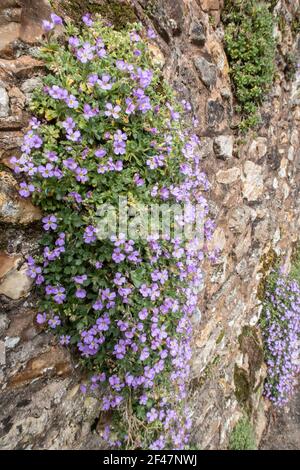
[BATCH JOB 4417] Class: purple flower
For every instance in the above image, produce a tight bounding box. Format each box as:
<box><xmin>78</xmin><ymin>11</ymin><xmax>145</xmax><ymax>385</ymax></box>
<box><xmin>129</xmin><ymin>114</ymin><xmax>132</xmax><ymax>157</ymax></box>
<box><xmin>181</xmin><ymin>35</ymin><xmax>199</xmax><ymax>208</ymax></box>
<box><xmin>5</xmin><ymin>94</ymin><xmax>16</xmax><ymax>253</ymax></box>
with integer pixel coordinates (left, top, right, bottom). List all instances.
<box><xmin>83</xmin><ymin>103</ymin><xmax>99</xmax><ymax>119</ymax></box>
<box><xmin>36</xmin><ymin>312</ymin><xmax>47</xmax><ymax>324</ymax></box>
<box><xmin>83</xmin><ymin>225</ymin><xmax>97</xmax><ymax>244</ymax></box>
<box><xmin>42</xmin><ymin>215</ymin><xmax>57</xmax><ymax>231</ymax></box>
<box><xmin>95</xmin><ymin>148</ymin><xmax>107</xmax><ymax>158</ymax></box>
<box><xmin>147</xmin><ymin>28</ymin><xmax>157</xmax><ymax>39</ymax></box>
<box><xmin>48</xmin><ymin>315</ymin><xmax>61</xmax><ymax>329</ymax></box>
<box><xmin>42</xmin><ymin>20</ymin><xmax>54</xmax><ymax>32</ymax></box>
<box><xmin>53</xmin><ymin>287</ymin><xmax>66</xmax><ymax>304</ymax></box>
<box><xmin>38</xmin><ymin>163</ymin><xmax>54</xmax><ymax>178</ymax></box>
<box><xmin>68</xmin><ymin>36</ymin><xmax>80</xmax><ymax>48</ymax></box>
<box><xmin>76</xmin><ymin>167</ymin><xmax>89</xmax><ymax>183</ymax></box>
<box><xmin>60</xmin><ymin>335</ymin><xmax>71</xmax><ymax>345</ymax></box>
<box><xmin>51</xmin><ymin>13</ymin><xmax>63</xmax><ymax>25</ymax></box>
<box><xmin>66</xmin><ymin>94</ymin><xmax>79</xmax><ymax>109</ymax></box>
<box><xmin>98</xmin><ymin>74</ymin><xmax>112</xmax><ymax>90</ymax></box>
<box><xmin>76</xmin><ymin>42</ymin><xmax>95</xmax><ymax>63</ymax></box>
<box><xmin>63</xmin><ymin>158</ymin><xmax>78</xmax><ymax>171</ymax></box>
<box><xmin>76</xmin><ymin>288</ymin><xmax>87</xmax><ymax>299</ymax></box>
<box><xmin>82</xmin><ymin>13</ymin><xmax>93</xmax><ymax>26</ymax></box>
<box><xmin>105</xmin><ymin>103</ymin><xmax>121</xmax><ymax>119</ymax></box>
<box><xmin>146</xmin><ymin>408</ymin><xmax>158</xmax><ymax>423</ymax></box>
<box><xmin>73</xmin><ymin>274</ymin><xmax>87</xmax><ymax>284</ymax></box>
<box><xmin>67</xmin><ymin>130</ymin><xmax>81</xmax><ymax>142</ymax></box>
<box><xmin>19</xmin><ymin>181</ymin><xmax>35</xmax><ymax>198</ymax></box>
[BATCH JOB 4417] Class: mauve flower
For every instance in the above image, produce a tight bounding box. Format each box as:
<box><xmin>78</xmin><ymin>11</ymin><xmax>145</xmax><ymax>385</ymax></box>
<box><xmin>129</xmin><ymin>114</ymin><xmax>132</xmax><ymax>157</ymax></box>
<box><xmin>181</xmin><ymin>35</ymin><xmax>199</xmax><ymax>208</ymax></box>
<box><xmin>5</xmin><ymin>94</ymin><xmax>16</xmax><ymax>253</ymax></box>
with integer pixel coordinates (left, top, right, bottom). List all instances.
<box><xmin>98</xmin><ymin>74</ymin><xmax>112</xmax><ymax>90</ymax></box>
<box><xmin>51</xmin><ymin>13</ymin><xmax>63</xmax><ymax>25</ymax></box>
<box><xmin>82</xmin><ymin>13</ymin><xmax>93</xmax><ymax>26</ymax></box>
<box><xmin>76</xmin><ymin>167</ymin><xmax>88</xmax><ymax>183</ymax></box>
<box><xmin>105</xmin><ymin>103</ymin><xmax>121</xmax><ymax>119</ymax></box>
<box><xmin>42</xmin><ymin>20</ymin><xmax>54</xmax><ymax>32</ymax></box>
<box><xmin>76</xmin><ymin>288</ymin><xmax>86</xmax><ymax>299</ymax></box>
<box><xmin>36</xmin><ymin>312</ymin><xmax>47</xmax><ymax>324</ymax></box>
<box><xmin>48</xmin><ymin>315</ymin><xmax>61</xmax><ymax>328</ymax></box>
<box><xmin>66</xmin><ymin>94</ymin><xmax>79</xmax><ymax>109</ymax></box>
<box><xmin>42</xmin><ymin>215</ymin><xmax>57</xmax><ymax>231</ymax></box>
<box><xmin>19</xmin><ymin>182</ymin><xmax>35</xmax><ymax>198</ymax></box>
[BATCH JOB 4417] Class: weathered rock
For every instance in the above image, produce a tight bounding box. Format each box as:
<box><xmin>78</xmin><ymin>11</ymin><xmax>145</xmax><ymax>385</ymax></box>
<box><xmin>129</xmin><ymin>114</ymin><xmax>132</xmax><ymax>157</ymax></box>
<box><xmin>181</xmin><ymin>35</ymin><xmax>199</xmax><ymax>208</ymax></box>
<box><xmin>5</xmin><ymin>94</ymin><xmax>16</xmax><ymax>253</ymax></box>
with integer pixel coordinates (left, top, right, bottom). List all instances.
<box><xmin>0</xmin><ymin>171</ymin><xmax>42</xmax><ymax>224</ymax></box>
<box><xmin>190</xmin><ymin>21</ymin><xmax>206</xmax><ymax>46</ymax></box>
<box><xmin>19</xmin><ymin>0</ymin><xmax>51</xmax><ymax>44</ymax></box>
<box><xmin>242</xmin><ymin>161</ymin><xmax>264</xmax><ymax>202</ymax></box>
<box><xmin>214</xmin><ymin>135</ymin><xmax>234</xmax><ymax>160</ymax></box>
<box><xmin>8</xmin><ymin>346</ymin><xmax>72</xmax><ymax>388</ymax></box>
<box><xmin>194</xmin><ymin>56</ymin><xmax>217</xmax><ymax>87</ymax></box>
<box><xmin>0</xmin><ymin>262</ymin><xmax>32</xmax><ymax>299</ymax></box>
<box><xmin>0</xmin><ymin>86</ymin><xmax>9</xmax><ymax>117</ymax></box>
<box><xmin>207</xmin><ymin>100</ymin><xmax>224</xmax><ymax>126</ymax></box>
<box><xmin>0</xmin><ymin>22</ymin><xmax>20</xmax><ymax>59</ymax></box>
<box><xmin>216</xmin><ymin>167</ymin><xmax>240</xmax><ymax>184</ymax></box>
<box><xmin>0</xmin><ymin>251</ymin><xmax>21</xmax><ymax>279</ymax></box>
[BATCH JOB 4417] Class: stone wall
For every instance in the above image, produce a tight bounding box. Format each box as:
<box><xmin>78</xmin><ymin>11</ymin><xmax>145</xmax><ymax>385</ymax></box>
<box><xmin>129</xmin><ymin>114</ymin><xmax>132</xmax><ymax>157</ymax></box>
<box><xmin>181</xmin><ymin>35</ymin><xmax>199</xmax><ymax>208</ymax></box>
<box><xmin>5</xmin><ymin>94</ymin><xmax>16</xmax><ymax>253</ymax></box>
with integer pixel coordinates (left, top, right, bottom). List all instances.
<box><xmin>0</xmin><ymin>0</ymin><xmax>299</xmax><ymax>449</ymax></box>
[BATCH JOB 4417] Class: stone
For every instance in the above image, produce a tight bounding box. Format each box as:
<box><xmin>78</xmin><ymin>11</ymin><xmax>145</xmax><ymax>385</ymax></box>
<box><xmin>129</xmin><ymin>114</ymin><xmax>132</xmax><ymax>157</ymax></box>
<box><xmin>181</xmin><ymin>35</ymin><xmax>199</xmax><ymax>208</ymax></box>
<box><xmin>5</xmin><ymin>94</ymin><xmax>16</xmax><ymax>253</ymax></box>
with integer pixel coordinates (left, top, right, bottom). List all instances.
<box><xmin>0</xmin><ymin>262</ymin><xmax>32</xmax><ymax>299</ymax></box>
<box><xmin>0</xmin><ymin>341</ymin><xmax>5</xmax><ymax>366</ymax></box>
<box><xmin>0</xmin><ymin>86</ymin><xmax>9</xmax><ymax>117</ymax></box>
<box><xmin>5</xmin><ymin>336</ymin><xmax>20</xmax><ymax>348</ymax></box>
<box><xmin>0</xmin><ymin>315</ymin><xmax>10</xmax><ymax>336</ymax></box>
<box><xmin>228</xmin><ymin>206</ymin><xmax>252</xmax><ymax>234</ymax></box>
<box><xmin>0</xmin><ymin>8</ymin><xmax>21</xmax><ymax>27</ymax></box>
<box><xmin>200</xmin><ymin>0</ymin><xmax>220</xmax><ymax>11</ymax></box>
<box><xmin>190</xmin><ymin>21</ymin><xmax>206</xmax><ymax>47</ymax></box>
<box><xmin>249</xmin><ymin>138</ymin><xmax>268</xmax><ymax>159</ymax></box>
<box><xmin>0</xmin><ymin>22</ymin><xmax>20</xmax><ymax>58</ymax></box>
<box><xmin>242</xmin><ymin>161</ymin><xmax>264</xmax><ymax>202</ymax></box>
<box><xmin>0</xmin><ymin>251</ymin><xmax>21</xmax><ymax>279</ymax></box>
<box><xmin>19</xmin><ymin>0</ymin><xmax>51</xmax><ymax>44</ymax></box>
<box><xmin>0</xmin><ymin>171</ymin><xmax>42</xmax><ymax>224</ymax></box>
<box><xmin>8</xmin><ymin>347</ymin><xmax>73</xmax><ymax>388</ymax></box>
<box><xmin>0</xmin><ymin>56</ymin><xmax>44</xmax><ymax>78</ymax></box>
<box><xmin>207</xmin><ymin>100</ymin><xmax>224</xmax><ymax>127</ymax></box>
<box><xmin>194</xmin><ymin>56</ymin><xmax>217</xmax><ymax>88</ymax></box>
<box><xmin>216</xmin><ymin>167</ymin><xmax>240</xmax><ymax>184</ymax></box>
<box><xmin>214</xmin><ymin>136</ymin><xmax>234</xmax><ymax>160</ymax></box>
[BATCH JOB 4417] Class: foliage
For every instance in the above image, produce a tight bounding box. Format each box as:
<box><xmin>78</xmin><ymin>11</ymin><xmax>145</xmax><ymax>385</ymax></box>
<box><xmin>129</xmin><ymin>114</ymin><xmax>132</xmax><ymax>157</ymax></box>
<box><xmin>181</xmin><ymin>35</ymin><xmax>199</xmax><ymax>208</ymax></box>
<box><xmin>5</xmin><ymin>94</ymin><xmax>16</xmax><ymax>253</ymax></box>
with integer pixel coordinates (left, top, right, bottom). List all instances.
<box><xmin>223</xmin><ymin>0</ymin><xmax>276</xmax><ymax>132</ymax></box>
<box><xmin>260</xmin><ymin>268</ymin><xmax>300</xmax><ymax>406</ymax></box>
<box><xmin>229</xmin><ymin>417</ymin><xmax>256</xmax><ymax>450</ymax></box>
<box><xmin>12</xmin><ymin>13</ymin><xmax>213</xmax><ymax>449</ymax></box>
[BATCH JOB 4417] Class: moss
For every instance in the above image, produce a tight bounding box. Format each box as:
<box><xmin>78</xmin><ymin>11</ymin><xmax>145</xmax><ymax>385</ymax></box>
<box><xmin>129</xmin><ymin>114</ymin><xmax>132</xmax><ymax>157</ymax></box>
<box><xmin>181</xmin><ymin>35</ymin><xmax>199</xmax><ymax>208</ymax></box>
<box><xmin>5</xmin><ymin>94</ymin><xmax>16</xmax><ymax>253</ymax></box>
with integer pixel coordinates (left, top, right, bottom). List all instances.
<box><xmin>216</xmin><ymin>329</ymin><xmax>225</xmax><ymax>345</ymax></box>
<box><xmin>257</xmin><ymin>248</ymin><xmax>279</xmax><ymax>301</ymax></box>
<box><xmin>51</xmin><ymin>0</ymin><xmax>137</xmax><ymax>29</ymax></box>
<box><xmin>238</xmin><ymin>326</ymin><xmax>263</xmax><ymax>375</ymax></box>
<box><xmin>229</xmin><ymin>416</ymin><xmax>256</xmax><ymax>450</ymax></box>
<box><xmin>234</xmin><ymin>365</ymin><xmax>252</xmax><ymax>415</ymax></box>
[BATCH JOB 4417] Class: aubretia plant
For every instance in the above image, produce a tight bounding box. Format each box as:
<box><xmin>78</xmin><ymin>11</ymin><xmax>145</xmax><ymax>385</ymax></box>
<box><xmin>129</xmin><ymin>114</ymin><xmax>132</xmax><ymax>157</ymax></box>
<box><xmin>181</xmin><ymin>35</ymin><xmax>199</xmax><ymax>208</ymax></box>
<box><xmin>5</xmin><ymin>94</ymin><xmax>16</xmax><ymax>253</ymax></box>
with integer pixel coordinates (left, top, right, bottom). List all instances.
<box><xmin>261</xmin><ymin>270</ymin><xmax>300</xmax><ymax>407</ymax></box>
<box><xmin>12</xmin><ymin>14</ymin><xmax>213</xmax><ymax>449</ymax></box>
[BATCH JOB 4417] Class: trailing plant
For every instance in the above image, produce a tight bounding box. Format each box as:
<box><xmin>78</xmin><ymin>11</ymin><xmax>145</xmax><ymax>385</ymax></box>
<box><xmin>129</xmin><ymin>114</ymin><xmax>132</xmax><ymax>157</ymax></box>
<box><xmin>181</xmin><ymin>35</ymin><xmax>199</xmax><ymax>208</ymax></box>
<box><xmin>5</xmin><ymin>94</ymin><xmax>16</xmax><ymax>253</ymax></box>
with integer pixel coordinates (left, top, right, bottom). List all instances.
<box><xmin>12</xmin><ymin>13</ymin><xmax>214</xmax><ymax>449</ymax></box>
<box><xmin>223</xmin><ymin>0</ymin><xmax>276</xmax><ymax>132</ymax></box>
<box><xmin>228</xmin><ymin>416</ymin><xmax>256</xmax><ymax>450</ymax></box>
<box><xmin>260</xmin><ymin>268</ymin><xmax>300</xmax><ymax>406</ymax></box>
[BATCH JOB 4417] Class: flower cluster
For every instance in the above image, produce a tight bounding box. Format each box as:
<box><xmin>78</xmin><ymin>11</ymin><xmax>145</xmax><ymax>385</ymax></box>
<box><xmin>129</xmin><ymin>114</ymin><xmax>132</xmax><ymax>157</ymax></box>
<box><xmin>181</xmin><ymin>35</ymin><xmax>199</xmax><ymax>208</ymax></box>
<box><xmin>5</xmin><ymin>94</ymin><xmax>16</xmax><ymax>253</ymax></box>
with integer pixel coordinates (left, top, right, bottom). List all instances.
<box><xmin>12</xmin><ymin>15</ymin><xmax>213</xmax><ymax>449</ymax></box>
<box><xmin>261</xmin><ymin>271</ymin><xmax>300</xmax><ymax>406</ymax></box>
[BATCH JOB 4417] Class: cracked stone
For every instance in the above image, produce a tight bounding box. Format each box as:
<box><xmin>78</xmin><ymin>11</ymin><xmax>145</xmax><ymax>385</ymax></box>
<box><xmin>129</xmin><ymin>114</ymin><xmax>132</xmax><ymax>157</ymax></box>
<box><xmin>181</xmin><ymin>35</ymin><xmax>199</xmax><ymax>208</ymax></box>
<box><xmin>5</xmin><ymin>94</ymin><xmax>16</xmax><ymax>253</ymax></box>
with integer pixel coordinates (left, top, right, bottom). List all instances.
<box><xmin>214</xmin><ymin>136</ymin><xmax>234</xmax><ymax>160</ymax></box>
<box><xmin>194</xmin><ymin>56</ymin><xmax>217</xmax><ymax>88</ymax></box>
<box><xmin>0</xmin><ymin>86</ymin><xmax>9</xmax><ymax>117</ymax></box>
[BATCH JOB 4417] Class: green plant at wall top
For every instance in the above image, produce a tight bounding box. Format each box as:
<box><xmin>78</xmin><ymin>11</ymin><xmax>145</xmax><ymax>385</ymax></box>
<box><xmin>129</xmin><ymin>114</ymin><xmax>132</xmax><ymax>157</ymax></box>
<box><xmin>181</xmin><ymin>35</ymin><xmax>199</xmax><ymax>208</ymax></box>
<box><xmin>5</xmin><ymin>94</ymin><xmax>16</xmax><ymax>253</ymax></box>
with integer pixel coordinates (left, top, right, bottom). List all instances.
<box><xmin>229</xmin><ymin>416</ymin><xmax>256</xmax><ymax>450</ymax></box>
<box><xmin>11</xmin><ymin>12</ymin><xmax>215</xmax><ymax>450</ymax></box>
<box><xmin>223</xmin><ymin>0</ymin><xmax>276</xmax><ymax>132</ymax></box>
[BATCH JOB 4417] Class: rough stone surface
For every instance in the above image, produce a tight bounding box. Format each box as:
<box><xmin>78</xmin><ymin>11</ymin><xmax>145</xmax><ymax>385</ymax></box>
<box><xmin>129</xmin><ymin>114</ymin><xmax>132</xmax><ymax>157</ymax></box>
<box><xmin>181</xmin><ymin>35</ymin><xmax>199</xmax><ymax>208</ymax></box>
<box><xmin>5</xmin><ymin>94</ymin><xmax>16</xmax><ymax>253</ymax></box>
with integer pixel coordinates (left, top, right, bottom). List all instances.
<box><xmin>194</xmin><ymin>56</ymin><xmax>217</xmax><ymax>88</ymax></box>
<box><xmin>0</xmin><ymin>0</ymin><xmax>299</xmax><ymax>452</ymax></box>
<box><xmin>214</xmin><ymin>135</ymin><xmax>234</xmax><ymax>160</ymax></box>
<box><xmin>0</xmin><ymin>86</ymin><xmax>9</xmax><ymax>117</ymax></box>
